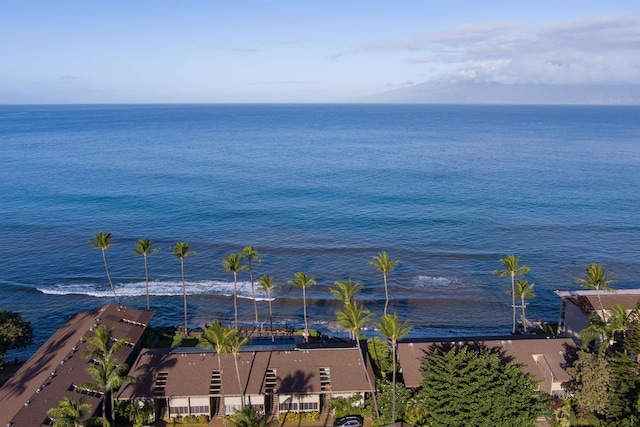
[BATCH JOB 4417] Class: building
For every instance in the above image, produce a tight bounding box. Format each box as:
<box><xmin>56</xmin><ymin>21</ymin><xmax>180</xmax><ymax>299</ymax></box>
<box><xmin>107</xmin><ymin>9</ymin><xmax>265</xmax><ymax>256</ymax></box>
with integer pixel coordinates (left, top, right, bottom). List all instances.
<box><xmin>118</xmin><ymin>338</ymin><xmax>377</xmax><ymax>421</ymax></box>
<box><xmin>397</xmin><ymin>335</ymin><xmax>576</xmax><ymax>397</ymax></box>
<box><xmin>555</xmin><ymin>289</ymin><xmax>640</xmax><ymax>342</ymax></box>
<box><xmin>0</xmin><ymin>303</ymin><xmax>153</xmax><ymax>426</ymax></box>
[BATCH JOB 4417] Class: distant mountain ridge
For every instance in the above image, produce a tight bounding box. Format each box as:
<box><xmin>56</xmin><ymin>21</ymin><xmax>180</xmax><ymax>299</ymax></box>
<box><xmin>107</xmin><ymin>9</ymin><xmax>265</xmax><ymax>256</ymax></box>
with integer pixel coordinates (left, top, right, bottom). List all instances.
<box><xmin>350</xmin><ymin>80</ymin><xmax>640</xmax><ymax>105</ymax></box>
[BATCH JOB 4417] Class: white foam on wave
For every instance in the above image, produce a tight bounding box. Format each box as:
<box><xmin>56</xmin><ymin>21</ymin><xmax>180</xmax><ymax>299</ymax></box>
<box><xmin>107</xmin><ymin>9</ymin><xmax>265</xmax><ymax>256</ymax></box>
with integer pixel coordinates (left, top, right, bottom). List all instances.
<box><xmin>412</xmin><ymin>275</ymin><xmax>463</xmax><ymax>288</ymax></box>
<box><xmin>37</xmin><ymin>279</ymin><xmax>274</xmax><ymax>300</ymax></box>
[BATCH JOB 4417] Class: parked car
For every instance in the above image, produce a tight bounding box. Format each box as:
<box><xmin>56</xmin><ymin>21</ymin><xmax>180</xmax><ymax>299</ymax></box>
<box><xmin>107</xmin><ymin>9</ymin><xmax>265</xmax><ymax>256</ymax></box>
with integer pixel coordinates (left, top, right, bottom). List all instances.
<box><xmin>334</xmin><ymin>416</ymin><xmax>363</xmax><ymax>427</ymax></box>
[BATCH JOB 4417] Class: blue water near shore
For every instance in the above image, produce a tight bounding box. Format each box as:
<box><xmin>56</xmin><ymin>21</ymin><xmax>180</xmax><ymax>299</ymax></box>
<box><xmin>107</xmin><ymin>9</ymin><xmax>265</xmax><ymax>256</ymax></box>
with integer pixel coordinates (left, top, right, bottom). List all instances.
<box><xmin>1</xmin><ymin>104</ymin><xmax>639</xmax><ymax>360</ymax></box>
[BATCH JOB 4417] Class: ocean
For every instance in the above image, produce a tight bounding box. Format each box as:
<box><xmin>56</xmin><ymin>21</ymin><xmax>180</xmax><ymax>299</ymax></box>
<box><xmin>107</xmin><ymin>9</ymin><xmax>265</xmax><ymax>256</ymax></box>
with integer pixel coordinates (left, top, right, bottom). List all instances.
<box><xmin>1</xmin><ymin>104</ymin><xmax>639</xmax><ymax>360</ymax></box>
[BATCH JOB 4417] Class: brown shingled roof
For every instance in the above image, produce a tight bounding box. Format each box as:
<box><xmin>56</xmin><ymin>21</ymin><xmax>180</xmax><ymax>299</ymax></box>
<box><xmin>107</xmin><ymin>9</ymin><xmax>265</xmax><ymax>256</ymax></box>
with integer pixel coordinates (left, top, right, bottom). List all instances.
<box><xmin>397</xmin><ymin>335</ymin><xmax>576</xmax><ymax>391</ymax></box>
<box><xmin>0</xmin><ymin>304</ymin><xmax>153</xmax><ymax>426</ymax></box>
<box><xmin>119</xmin><ymin>346</ymin><xmax>375</xmax><ymax>402</ymax></box>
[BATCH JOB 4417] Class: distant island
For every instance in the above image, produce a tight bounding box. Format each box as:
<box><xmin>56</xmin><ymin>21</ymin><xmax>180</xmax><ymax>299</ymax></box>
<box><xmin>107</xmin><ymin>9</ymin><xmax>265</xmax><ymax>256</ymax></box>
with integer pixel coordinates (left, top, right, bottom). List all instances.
<box><xmin>348</xmin><ymin>80</ymin><xmax>640</xmax><ymax>105</ymax></box>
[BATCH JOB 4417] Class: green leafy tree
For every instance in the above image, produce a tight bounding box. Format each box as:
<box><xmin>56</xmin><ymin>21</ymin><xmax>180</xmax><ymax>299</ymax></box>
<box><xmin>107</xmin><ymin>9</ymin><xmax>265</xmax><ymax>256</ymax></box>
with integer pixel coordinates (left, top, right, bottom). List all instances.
<box><xmin>575</xmin><ymin>262</ymin><xmax>616</xmax><ymax>321</ymax></box>
<box><xmin>288</xmin><ymin>272</ymin><xmax>316</xmax><ymax>342</ymax></box>
<box><xmin>222</xmin><ymin>252</ymin><xmax>246</xmax><ymax>331</ymax></box>
<box><xmin>493</xmin><ymin>254</ymin><xmax>530</xmax><ymax>334</ymax></box>
<box><xmin>415</xmin><ymin>344</ymin><xmax>548</xmax><ymax>426</ymax></box>
<box><xmin>623</xmin><ymin>301</ymin><xmax>640</xmax><ymax>355</ymax></box>
<box><xmin>172</xmin><ymin>242</ymin><xmax>195</xmax><ymax>335</ymax></box>
<box><xmin>329</xmin><ymin>395</ymin><xmax>365</xmax><ymax>418</ymax></box>
<box><xmin>258</xmin><ymin>275</ymin><xmax>280</xmax><ymax>338</ymax></box>
<box><xmin>116</xmin><ymin>399</ymin><xmax>153</xmax><ymax>427</ymax></box>
<box><xmin>0</xmin><ymin>309</ymin><xmax>33</xmax><ymax>365</ymax></box>
<box><xmin>604</xmin><ymin>351</ymin><xmax>640</xmax><ymax>424</ymax></box>
<box><xmin>242</xmin><ymin>246</ymin><xmax>261</xmax><ymax>326</ymax></box>
<box><xmin>330</xmin><ymin>279</ymin><xmax>364</xmax><ymax>306</ymax></box>
<box><xmin>565</xmin><ymin>349</ymin><xmax>612</xmax><ymax>415</ymax></box>
<box><xmin>133</xmin><ymin>238</ymin><xmax>159</xmax><ymax>311</ymax></box>
<box><xmin>374</xmin><ymin>379</ymin><xmax>413</xmax><ymax>426</ymax></box>
<box><xmin>375</xmin><ymin>313</ymin><xmax>412</xmax><ymax>424</ymax></box>
<box><xmin>369</xmin><ymin>251</ymin><xmax>399</xmax><ymax>316</ymax></box>
<box><xmin>228</xmin><ymin>406</ymin><xmax>278</xmax><ymax>427</ymax></box>
<box><xmin>366</xmin><ymin>336</ymin><xmax>393</xmax><ymax>380</ymax></box>
<box><xmin>510</xmin><ymin>279</ymin><xmax>536</xmax><ymax>332</ymax></box>
<box><xmin>90</xmin><ymin>231</ymin><xmax>120</xmax><ymax>305</ymax></box>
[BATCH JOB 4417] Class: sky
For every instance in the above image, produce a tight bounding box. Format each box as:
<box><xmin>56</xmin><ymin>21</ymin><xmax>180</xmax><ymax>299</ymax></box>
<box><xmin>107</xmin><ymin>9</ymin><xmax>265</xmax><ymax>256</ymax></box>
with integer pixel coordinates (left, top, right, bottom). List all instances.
<box><xmin>1</xmin><ymin>1</ymin><xmax>639</xmax><ymax>104</ymax></box>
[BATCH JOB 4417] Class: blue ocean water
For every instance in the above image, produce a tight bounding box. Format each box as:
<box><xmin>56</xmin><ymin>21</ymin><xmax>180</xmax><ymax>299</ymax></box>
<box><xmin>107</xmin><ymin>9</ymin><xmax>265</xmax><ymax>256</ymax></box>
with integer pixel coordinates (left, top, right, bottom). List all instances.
<box><xmin>1</xmin><ymin>104</ymin><xmax>639</xmax><ymax>360</ymax></box>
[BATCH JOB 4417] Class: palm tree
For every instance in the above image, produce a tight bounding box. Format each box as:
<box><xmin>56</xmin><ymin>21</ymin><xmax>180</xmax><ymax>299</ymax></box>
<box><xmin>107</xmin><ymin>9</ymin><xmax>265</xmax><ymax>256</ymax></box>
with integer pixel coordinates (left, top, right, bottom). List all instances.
<box><xmin>80</xmin><ymin>357</ymin><xmax>135</xmax><ymax>423</ymax></box>
<box><xmin>46</xmin><ymin>397</ymin><xmax>94</xmax><ymax>427</ymax></box>
<box><xmin>336</xmin><ymin>302</ymin><xmax>374</xmax><ymax>347</ymax></box>
<box><xmin>84</xmin><ymin>325</ymin><xmax>129</xmax><ymax>365</ymax></box>
<box><xmin>330</xmin><ymin>279</ymin><xmax>364</xmax><ymax>306</ymax></box>
<box><xmin>376</xmin><ymin>313</ymin><xmax>412</xmax><ymax>424</ymax></box>
<box><xmin>580</xmin><ymin>304</ymin><xmax>630</xmax><ymax>354</ymax></box>
<box><xmin>369</xmin><ymin>251</ymin><xmax>399</xmax><ymax>316</ymax></box>
<box><xmin>242</xmin><ymin>246</ymin><xmax>261</xmax><ymax>326</ymax></box>
<box><xmin>288</xmin><ymin>272</ymin><xmax>316</xmax><ymax>342</ymax></box>
<box><xmin>575</xmin><ymin>262</ymin><xmax>616</xmax><ymax>321</ymax></box>
<box><xmin>222</xmin><ymin>252</ymin><xmax>246</xmax><ymax>331</ymax></box>
<box><xmin>228</xmin><ymin>406</ymin><xmax>278</xmax><ymax>427</ymax></box>
<box><xmin>90</xmin><ymin>231</ymin><xmax>120</xmax><ymax>305</ymax></box>
<box><xmin>493</xmin><ymin>254</ymin><xmax>530</xmax><ymax>334</ymax></box>
<box><xmin>258</xmin><ymin>275</ymin><xmax>280</xmax><ymax>339</ymax></box>
<box><xmin>229</xmin><ymin>331</ymin><xmax>249</xmax><ymax>408</ymax></box>
<box><xmin>335</xmin><ymin>302</ymin><xmax>381</xmax><ymax>425</ymax></box>
<box><xmin>510</xmin><ymin>279</ymin><xmax>536</xmax><ymax>332</ymax></box>
<box><xmin>133</xmin><ymin>238</ymin><xmax>159</xmax><ymax>311</ymax></box>
<box><xmin>199</xmin><ymin>321</ymin><xmax>235</xmax><ymax>418</ymax></box>
<box><xmin>81</xmin><ymin>324</ymin><xmax>133</xmax><ymax>423</ymax></box>
<box><xmin>172</xmin><ymin>242</ymin><xmax>195</xmax><ymax>335</ymax></box>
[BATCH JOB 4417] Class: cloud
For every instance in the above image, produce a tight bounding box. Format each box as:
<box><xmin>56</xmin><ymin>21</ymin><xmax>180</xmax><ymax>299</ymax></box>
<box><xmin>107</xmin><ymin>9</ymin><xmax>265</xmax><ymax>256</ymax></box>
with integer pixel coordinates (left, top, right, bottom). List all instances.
<box><xmin>330</xmin><ymin>13</ymin><xmax>640</xmax><ymax>85</ymax></box>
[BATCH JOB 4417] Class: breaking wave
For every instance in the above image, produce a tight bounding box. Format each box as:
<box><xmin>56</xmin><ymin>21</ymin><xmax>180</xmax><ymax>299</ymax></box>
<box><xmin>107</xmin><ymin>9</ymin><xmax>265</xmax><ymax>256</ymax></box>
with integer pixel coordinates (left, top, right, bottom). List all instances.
<box><xmin>37</xmin><ymin>279</ymin><xmax>273</xmax><ymax>300</ymax></box>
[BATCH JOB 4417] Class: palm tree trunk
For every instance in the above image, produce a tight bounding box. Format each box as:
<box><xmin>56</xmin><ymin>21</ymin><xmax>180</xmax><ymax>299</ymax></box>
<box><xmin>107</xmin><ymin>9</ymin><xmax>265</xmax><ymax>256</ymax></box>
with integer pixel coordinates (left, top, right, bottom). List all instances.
<box><xmin>302</xmin><ymin>285</ymin><xmax>308</xmax><ymax>341</ymax></box>
<box><xmin>511</xmin><ymin>273</ymin><xmax>516</xmax><ymax>334</ymax></box>
<box><xmin>234</xmin><ymin>356</ymin><xmax>244</xmax><ymax>409</ymax></box>
<box><xmin>250</xmin><ymin>267</ymin><xmax>259</xmax><ymax>326</ymax></box>
<box><xmin>268</xmin><ymin>291</ymin><xmax>274</xmax><ymax>340</ymax></box>
<box><xmin>102</xmin><ymin>249</ymin><xmax>120</xmax><ymax>305</ymax></box>
<box><xmin>521</xmin><ymin>294</ymin><xmax>527</xmax><ymax>332</ymax></box>
<box><xmin>218</xmin><ymin>353</ymin><xmax>227</xmax><ymax>419</ymax></box>
<box><xmin>181</xmin><ymin>259</ymin><xmax>188</xmax><ymax>335</ymax></box>
<box><xmin>383</xmin><ymin>274</ymin><xmax>389</xmax><ymax>316</ymax></box>
<box><xmin>596</xmin><ymin>289</ymin><xmax>607</xmax><ymax>321</ymax></box>
<box><xmin>144</xmin><ymin>254</ymin><xmax>150</xmax><ymax>311</ymax></box>
<box><xmin>233</xmin><ymin>272</ymin><xmax>238</xmax><ymax>331</ymax></box>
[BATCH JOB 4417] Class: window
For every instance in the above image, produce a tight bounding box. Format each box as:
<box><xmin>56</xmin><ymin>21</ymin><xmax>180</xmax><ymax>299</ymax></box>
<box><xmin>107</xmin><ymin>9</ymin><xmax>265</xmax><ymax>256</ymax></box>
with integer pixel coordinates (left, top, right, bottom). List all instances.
<box><xmin>190</xmin><ymin>405</ymin><xmax>209</xmax><ymax>415</ymax></box>
<box><xmin>300</xmin><ymin>401</ymin><xmax>318</xmax><ymax>411</ymax></box>
<box><xmin>279</xmin><ymin>402</ymin><xmax>298</xmax><ymax>411</ymax></box>
<box><xmin>172</xmin><ymin>406</ymin><xmax>189</xmax><ymax>415</ymax></box>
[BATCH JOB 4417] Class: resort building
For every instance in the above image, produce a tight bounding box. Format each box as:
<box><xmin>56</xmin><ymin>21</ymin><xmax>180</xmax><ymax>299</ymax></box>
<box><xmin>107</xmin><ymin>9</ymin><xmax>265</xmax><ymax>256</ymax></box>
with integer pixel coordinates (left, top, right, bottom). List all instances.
<box><xmin>397</xmin><ymin>335</ymin><xmax>576</xmax><ymax>397</ymax></box>
<box><xmin>555</xmin><ymin>289</ymin><xmax>640</xmax><ymax>343</ymax></box>
<box><xmin>0</xmin><ymin>303</ymin><xmax>152</xmax><ymax>427</ymax></box>
<box><xmin>118</xmin><ymin>339</ymin><xmax>376</xmax><ymax>421</ymax></box>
